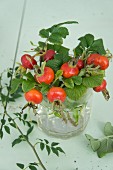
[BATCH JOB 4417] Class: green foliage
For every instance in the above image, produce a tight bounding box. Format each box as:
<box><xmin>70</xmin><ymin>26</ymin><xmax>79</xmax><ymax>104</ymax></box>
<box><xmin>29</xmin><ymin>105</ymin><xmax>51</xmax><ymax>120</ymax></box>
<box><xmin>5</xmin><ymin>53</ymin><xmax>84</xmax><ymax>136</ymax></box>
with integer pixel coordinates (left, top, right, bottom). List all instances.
<box><xmin>74</xmin><ymin>34</ymin><xmax>106</xmax><ymax>56</ymax></box>
<box><xmin>39</xmin><ymin>29</ymin><xmax>49</xmax><ymax>38</ymax></box>
<box><xmin>27</xmin><ymin>126</ymin><xmax>34</xmax><ymax>136</ymax></box>
<box><xmin>37</xmin><ymin>139</ymin><xmax>65</xmax><ymax>157</ymax></box>
<box><xmin>72</xmin><ymin>76</ymin><xmax>82</xmax><ymax>85</ymax></box>
<box><xmin>82</xmin><ymin>75</ymin><xmax>103</xmax><ymax>88</ymax></box>
<box><xmin>16</xmin><ymin>163</ymin><xmax>24</xmax><ymax>169</ymax></box>
<box><xmin>10</xmin><ymin>78</ymin><xmax>23</xmax><ymax>94</ymax></box>
<box><xmin>64</xmin><ymin>78</ymin><xmax>74</xmax><ymax>89</ymax></box>
<box><xmin>22</xmin><ymin>80</ymin><xmax>36</xmax><ymax>93</ymax></box>
<box><xmin>86</xmin><ymin>122</ymin><xmax>113</xmax><ymax>158</ymax></box>
<box><xmin>66</xmin><ymin>84</ymin><xmax>87</xmax><ymax>100</ymax></box>
<box><xmin>40</xmin><ymin>83</ymin><xmax>50</xmax><ymax>94</ymax></box>
<box><xmin>4</xmin><ymin>125</ymin><xmax>10</xmax><ymax>134</ymax></box>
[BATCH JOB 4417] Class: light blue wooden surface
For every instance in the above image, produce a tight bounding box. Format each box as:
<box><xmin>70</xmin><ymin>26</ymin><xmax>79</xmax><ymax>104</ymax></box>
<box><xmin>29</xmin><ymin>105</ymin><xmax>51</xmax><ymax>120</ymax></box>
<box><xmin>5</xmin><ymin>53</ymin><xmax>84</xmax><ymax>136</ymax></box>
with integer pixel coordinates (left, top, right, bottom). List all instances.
<box><xmin>0</xmin><ymin>0</ymin><xmax>113</xmax><ymax>170</ymax></box>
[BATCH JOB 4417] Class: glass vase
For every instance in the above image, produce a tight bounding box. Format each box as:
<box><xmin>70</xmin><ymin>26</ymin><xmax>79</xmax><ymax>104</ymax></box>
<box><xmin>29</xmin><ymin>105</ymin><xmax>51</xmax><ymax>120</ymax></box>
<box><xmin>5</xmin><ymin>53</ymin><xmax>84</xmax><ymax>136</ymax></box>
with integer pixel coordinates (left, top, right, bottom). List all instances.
<box><xmin>37</xmin><ymin>89</ymin><xmax>93</xmax><ymax>139</ymax></box>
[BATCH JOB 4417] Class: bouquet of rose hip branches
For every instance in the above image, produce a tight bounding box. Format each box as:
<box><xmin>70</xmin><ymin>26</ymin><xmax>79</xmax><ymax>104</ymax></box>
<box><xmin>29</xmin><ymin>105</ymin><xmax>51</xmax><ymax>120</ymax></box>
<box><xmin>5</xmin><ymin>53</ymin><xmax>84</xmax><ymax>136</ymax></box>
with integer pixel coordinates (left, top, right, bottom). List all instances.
<box><xmin>10</xmin><ymin>20</ymin><xmax>112</xmax><ymax>124</ymax></box>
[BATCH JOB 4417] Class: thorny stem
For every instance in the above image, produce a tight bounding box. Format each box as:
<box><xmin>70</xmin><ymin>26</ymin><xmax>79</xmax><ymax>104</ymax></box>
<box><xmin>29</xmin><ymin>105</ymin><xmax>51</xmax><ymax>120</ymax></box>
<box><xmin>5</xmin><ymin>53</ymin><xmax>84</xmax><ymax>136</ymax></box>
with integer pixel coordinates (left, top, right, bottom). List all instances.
<box><xmin>0</xmin><ymin>72</ymin><xmax>47</xmax><ymax>170</ymax></box>
<box><xmin>6</xmin><ymin>112</ymin><xmax>47</xmax><ymax>170</ymax></box>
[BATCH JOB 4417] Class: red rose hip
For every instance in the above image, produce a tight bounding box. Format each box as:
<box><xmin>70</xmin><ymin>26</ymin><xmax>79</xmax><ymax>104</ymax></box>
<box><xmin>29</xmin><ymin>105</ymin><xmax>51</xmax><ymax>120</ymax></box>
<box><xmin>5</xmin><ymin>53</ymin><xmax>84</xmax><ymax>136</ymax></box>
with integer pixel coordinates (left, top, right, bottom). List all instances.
<box><xmin>21</xmin><ymin>54</ymin><xmax>37</xmax><ymax>69</ymax></box>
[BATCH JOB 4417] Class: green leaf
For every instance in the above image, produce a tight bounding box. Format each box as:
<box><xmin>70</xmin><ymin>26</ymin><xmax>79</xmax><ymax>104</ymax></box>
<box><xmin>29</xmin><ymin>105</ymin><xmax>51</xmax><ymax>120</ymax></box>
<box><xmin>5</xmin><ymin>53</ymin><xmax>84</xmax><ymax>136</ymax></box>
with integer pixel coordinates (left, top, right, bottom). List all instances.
<box><xmin>23</xmin><ymin>72</ymin><xmax>35</xmax><ymax>81</ymax></box>
<box><xmin>39</xmin><ymin>29</ymin><xmax>49</xmax><ymax>38</ymax></box>
<box><xmin>38</xmin><ymin>41</ymin><xmax>46</xmax><ymax>49</ymax></box>
<box><xmin>89</xmin><ymin>39</ymin><xmax>106</xmax><ymax>55</ymax></box>
<box><xmin>1</xmin><ymin>119</ymin><xmax>6</xmax><ymax>125</ymax></box>
<box><xmin>72</xmin><ymin>76</ymin><xmax>82</xmax><ymax>85</ymax></box>
<box><xmin>27</xmin><ymin>126</ymin><xmax>34</xmax><ymax>136</ymax></box>
<box><xmin>52</xmin><ymin>20</ymin><xmax>78</xmax><ymax>27</ymax></box>
<box><xmin>55</xmin><ymin>70</ymin><xmax>63</xmax><ymax>80</ymax></box>
<box><xmin>97</xmin><ymin>138</ymin><xmax>113</xmax><ymax>158</ymax></box>
<box><xmin>51</xmin><ymin>142</ymin><xmax>59</xmax><ymax>147</ymax></box>
<box><xmin>48</xmin><ymin>33</ymin><xmax>63</xmax><ymax>45</ymax></box>
<box><xmin>82</xmin><ymin>75</ymin><xmax>103</xmax><ymax>88</ymax></box>
<box><xmin>4</xmin><ymin>126</ymin><xmax>10</xmax><ymax>134</ymax></box>
<box><xmin>66</xmin><ymin>84</ymin><xmax>87</xmax><ymax>100</ymax></box>
<box><xmin>16</xmin><ymin>163</ymin><xmax>24</xmax><ymax>169</ymax></box>
<box><xmin>0</xmin><ymin>129</ymin><xmax>3</xmax><ymax>139</ymax></box>
<box><xmin>104</xmin><ymin>122</ymin><xmax>113</xmax><ymax>136</ymax></box>
<box><xmin>46</xmin><ymin>58</ymin><xmax>62</xmax><ymax>73</ymax></box>
<box><xmin>64</xmin><ymin>78</ymin><xmax>74</xmax><ymax>89</ymax></box>
<box><xmin>85</xmin><ymin>134</ymin><xmax>100</xmax><ymax>152</ymax></box>
<box><xmin>29</xmin><ymin>165</ymin><xmax>37</xmax><ymax>170</ymax></box>
<box><xmin>74</xmin><ymin>44</ymin><xmax>83</xmax><ymax>56</ymax></box>
<box><xmin>85</xmin><ymin>34</ymin><xmax>94</xmax><ymax>47</ymax></box>
<box><xmin>40</xmin><ymin>142</ymin><xmax>45</xmax><ymax>150</ymax></box>
<box><xmin>41</xmin><ymin>83</ymin><xmax>49</xmax><ymax>94</ymax></box>
<box><xmin>10</xmin><ymin>123</ymin><xmax>16</xmax><ymax>128</ymax></box>
<box><xmin>10</xmin><ymin>78</ymin><xmax>23</xmax><ymax>94</ymax></box>
<box><xmin>78</xmin><ymin>34</ymin><xmax>94</xmax><ymax>48</ymax></box>
<box><xmin>44</xmin><ymin>139</ymin><xmax>49</xmax><ymax>144</ymax></box>
<box><xmin>23</xmin><ymin>114</ymin><xmax>27</xmax><ymax>120</ymax></box>
<box><xmin>53</xmin><ymin>111</ymin><xmax>62</xmax><ymax>118</ymax></box>
<box><xmin>90</xmin><ymin>140</ymin><xmax>101</xmax><ymax>152</ymax></box>
<box><xmin>46</xmin><ymin>145</ymin><xmax>51</xmax><ymax>155</ymax></box>
<box><xmin>12</xmin><ymin>138</ymin><xmax>22</xmax><ymax>147</ymax></box>
<box><xmin>22</xmin><ymin>80</ymin><xmax>36</xmax><ymax>92</ymax></box>
<box><xmin>52</xmin><ymin>27</ymin><xmax>69</xmax><ymax>38</ymax></box>
<box><xmin>56</xmin><ymin>147</ymin><xmax>65</xmax><ymax>154</ymax></box>
<box><xmin>51</xmin><ymin>147</ymin><xmax>59</xmax><ymax>156</ymax></box>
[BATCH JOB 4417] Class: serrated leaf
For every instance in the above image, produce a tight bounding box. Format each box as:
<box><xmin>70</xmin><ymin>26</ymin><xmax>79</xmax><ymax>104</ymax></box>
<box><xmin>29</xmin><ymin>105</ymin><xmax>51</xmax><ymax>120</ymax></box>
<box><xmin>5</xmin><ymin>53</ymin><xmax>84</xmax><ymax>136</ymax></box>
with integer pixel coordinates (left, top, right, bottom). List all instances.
<box><xmin>1</xmin><ymin>119</ymin><xmax>6</xmax><ymax>125</ymax></box>
<box><xmin>39</xmin><ymin>29</ymin><xmax>49</xmax><ymax>38</ymax></box>
<box><xmin>27</xmin><ymin>126</ymin><xmax>34</xmax><ymax>136</ymax></box>
<box><xmin>29</xmin><ymin>165</ymin><xmax>37</xmax><ymax>170</ymax></box>
<box><xmin>72</xmin><ymin>76</ymin><xmax>82</xmax><ymax>85</ymax></box>
<box><xmin>74</xmin><ymin>44</ymin><xmax>83</xmax><ymax>56</ymax></box>
<box><xmin>51</xmin><ymin>142</ymin><xmax>59</xmax><ymax>147</ymax></box>
<box><xmin>56</xmin><ymin>147</ymin><xmax>65</xmax><ymax>154</ymax></box>
<box><xmin>85</xmin><ymin>34</ymin><xmax>94</xmax><ymax>47</ymax></box>
<box><xmin>46</xmin><ymin>58</ymin><xmax>62</xmax><ymax>73</ymax></box>
<box><xmin>44</xmin><ymin>139</ymin><xmax>49</xmax><ymax>144</ymax></box>
<box><xmin>16</xmin><ymin>163</ymin><xmax>24</xmax><ymax>169</ymax></box>
<box><xmin>53</xmin><ymin>20</ymin><xmax>78</xmax><ymax>27</ymax></box>
<box><xmin>23</xmin><ymin>72</ymin><xmax>35</xmax><ymax>81</ymax></box>
<box><xmin>78</xmin><ymin>34</ymin><xmax>94</xmax><ymax>48</ymax></box>
<box><xmin>64</xmin><ymin>78</ymin><xmax>74</xmax><ymax>89</ymax></box>
<box><xmin>48</xmin><ymin>33</ymin><xmax>63</xmax><ymax>45</ymax></box>
<box><xmin>41</xmin><ymin>83</ymin><xmax>49</xmax><ymax>94</ymax></box>
<box><xmin>46</xmin><ymin>145</ymin><xmax>51</xmax><ymax>155</ymax></box>
<box><xmin>4</xmin><ymin>126</ymin><xmax>10</xmax><ymax>134</ymax></box>
<box><xmin>55</xmin><ymin>70</ymin><xmax>63</xmax><ymax>80</ymax></box>
<box><xmin>51</xmin><ymin>147</ymin><xmax>59</xmax><ymax>156</ymax></box>
<box><xmin>52</xmin><ymin>26</ymin><xmax>69</xmax><ymax>38</ymax></box>
<box><xmin>66</xmin><ymin>84</ymin><xmax>87</xmax><ymax>100</ymax></box>
<box><xmin>104</xmin><ymin>122</ymin><xmax>113</xmax><ymax>136</ymax></box>
<box><xmin>10</xmin><ymin>123</ymin><xmax>16</xmax><ymax>128</ymax></box>
<box><xmin>10</xmin><ymin>78</ymin><xmax>23</xmax><ymax>94</ymax></box>
<box><xmin>23</xmin><ymin>114</ymin><xmax>27</xmax><ymax>120</ymax></box>
<box><xmin>89</xmin><ymin>39</ymin><xmax>106</xmax><ymax>55</ymax></box>
<box><xmin>0</xmin><ymin>129</ymin><xmax>3</xmax><ymax>139</ymax></box>
<box><xmin>22</xmin><ymin>80</ymin><xmax>36</xmax><ymax>92</ymax></box>
<box><xmin>40</xmin><ymin>142</ymin><xmax>45</xmax><ymax>151</ymax></box>
<box><xmin>12</xmin><ymin>138</ymin><xmax>22</xmax><ymax>147</ymax></box>
<box><xmin>82</xmin><ymin>75</ymin><xmax>103</xmax><ymax>88</ymax></box>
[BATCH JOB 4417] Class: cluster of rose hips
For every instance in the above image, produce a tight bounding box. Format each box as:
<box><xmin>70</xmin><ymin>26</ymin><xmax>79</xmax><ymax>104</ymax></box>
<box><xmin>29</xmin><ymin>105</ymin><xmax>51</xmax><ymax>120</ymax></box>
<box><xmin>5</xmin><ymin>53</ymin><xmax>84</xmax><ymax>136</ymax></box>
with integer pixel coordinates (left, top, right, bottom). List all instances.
<box><xmin>19</xmin><ymin>48</ymin><xmax>110</xmax><ymax>109</ymax></box>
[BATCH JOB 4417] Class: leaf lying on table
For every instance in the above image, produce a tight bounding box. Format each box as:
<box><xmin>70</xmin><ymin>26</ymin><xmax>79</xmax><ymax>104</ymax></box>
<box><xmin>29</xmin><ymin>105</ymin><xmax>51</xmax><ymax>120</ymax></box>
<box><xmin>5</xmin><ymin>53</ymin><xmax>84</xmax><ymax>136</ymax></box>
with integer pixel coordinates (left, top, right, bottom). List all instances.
<box><xmin>85</xmin><ymin>122</ymin><xmax>113</xmax><ymax>158</ymax></box>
